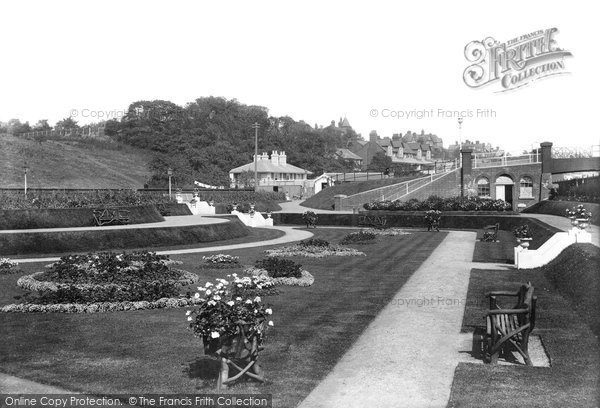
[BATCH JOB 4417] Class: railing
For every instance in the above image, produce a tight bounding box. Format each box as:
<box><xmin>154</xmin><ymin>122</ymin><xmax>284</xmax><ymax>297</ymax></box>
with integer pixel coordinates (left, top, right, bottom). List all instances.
<box><xmin>328</xmin><ymin>172</ymin><xmax>385</xmax><ymax>183</ymax></box>
<box><xmin>551</xmin><ymin>145</ymin><xmax>600</xmax><ymax>158</ymax></box>
<box><xmin>473</xmin><ymin>152</ymin><xmax>540</xmax><ymax>168</ymax></box>
<box><xmin>339</xmin><ymin>169</ymin><xmax>458</xmax><ymax>209</ymax></box>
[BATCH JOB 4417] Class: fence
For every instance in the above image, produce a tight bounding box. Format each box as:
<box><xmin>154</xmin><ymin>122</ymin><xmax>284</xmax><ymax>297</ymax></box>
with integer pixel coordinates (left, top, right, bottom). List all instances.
<box><xmin>473</xmin><ymin>152</ymin><xmax>540</xmax><ymax>169</ymax></box>
<box><xmin>551</xmin><ymin>145</ymin><xmax>600</xmax><ymax>158</ymax></box>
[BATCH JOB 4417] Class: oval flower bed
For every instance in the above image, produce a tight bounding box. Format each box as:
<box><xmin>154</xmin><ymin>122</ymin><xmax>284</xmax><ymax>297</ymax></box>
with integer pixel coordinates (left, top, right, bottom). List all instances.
<box><xmin>341</xmin><ymin>230</ymin><xmax>378</xmax><ymax>245</ymax></box>
<box><xmin>265</xmin><ymin>238</ymin><xmax>365</xmax><ymax>258</ymax></box>
<box><xmin>246</xmin><ymin>267</ymin><xmax>315</xmax><ymax>287</ymax></box>
<box><xmin>364</xmin><ymin>228</ymin><xmax>411</xmax><ymax>236</ymax></box>
<box><xmin>198</xmin><ymin>254</ymin><xmax>242</xmax><ymax>269</ymax></box>
<box><xmin>246</xmin><ymin>257</ymin><xmax>314</xmax><ymax>287</ymax></box>
<box><xmin>1</xmin><ymin>251</ymin><xmax>200</xmax><ymax>313</ymax></box>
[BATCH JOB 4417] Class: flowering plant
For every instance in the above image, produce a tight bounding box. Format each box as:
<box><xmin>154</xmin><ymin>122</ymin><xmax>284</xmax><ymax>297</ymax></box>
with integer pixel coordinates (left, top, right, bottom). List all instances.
<box><xmin>0</xmin><ymin>258</ymin><xmax>18</xmax><ymax>270</ymax></box>
<box><xmin>302</xmin><ymin>211</ymin><xmax>318</xmax><ymax>228</ymax></box>
<box><xmin>513</xmin><ymin>224</ymin><xmax>532</xmax><ymax>239</ymax></box>
<box><xmin>565</xmin><ymin>204</ymin><xmax>592</xmax><ymax>220</ymax></box>
<box><xmin>201</xmin><ymin>254</ymin><xmax>240</xmax><ymax>264</ymax></box>
<box><xmin>187</xmin><ymin>276</ymin><xmax>274</xmax><ymax>353</ymax></box>
<box><xmin>424</xmin><ymin>210</ymin><xmax>442</xmax><ymax>231</ymax></box>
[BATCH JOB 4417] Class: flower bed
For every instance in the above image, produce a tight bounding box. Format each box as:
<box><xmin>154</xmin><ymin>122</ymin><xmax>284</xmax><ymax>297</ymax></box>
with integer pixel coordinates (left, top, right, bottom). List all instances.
<box><xmin>198</xmin><ymin>254</ymin><xmax>241</xmax><ymax>269</ymax></box>
<box><xmin>364</xmin><ymin>195</ymin><xmax>512</xmax><ymax>212</ymax></box>
<box><xmin>0</xmin><ymin>257</ymin><xmax>18</xmax><ymax>270</ymax></box>
<box><xmin>248</xmin><ymin>267</ymin><xmax>314</xmax><ymax>287</ymax></box>
<box><xmin>1</xmin><ymin>296</ymin><xmax>203</xmax><ymax>313</ymax></box>
<box><xmin>265</xmin><ymin>244</ymin><xmax>365</xmax><ymax>258</ymax></box>
<box><xmin>4</xmin><ymin>251</ymin><xmax>201</xmax><ymax>309</ymax></box>
<box><xmin>341</xmin><ymin>230</ymin><xmax>377</xmax><ymax>244</ymax></box>
<box><xmin>363</xmin><ymin>228</ymin><xmax>411</xmax><ymax>236</ymax></box>
<box><xmin>255</xmin><ymin>257</ymin><xmax>302</xmax><ymax>278</ymax></box>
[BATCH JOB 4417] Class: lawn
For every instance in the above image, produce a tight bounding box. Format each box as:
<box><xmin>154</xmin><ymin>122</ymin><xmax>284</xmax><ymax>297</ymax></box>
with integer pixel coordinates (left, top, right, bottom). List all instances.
<box><xmin>448</xmin><ymin>243</ymin><xmax>600</xmax><ymax>408</ymax></box>
<box><xmin>0</xmin><ymin>228</ymin><xmax>446</xmax><ymax>408</ymax></box>
<box><xmin>300</xmin><ymin>176</ymin><xmax>419</xmax><ymax>210</ymax></box>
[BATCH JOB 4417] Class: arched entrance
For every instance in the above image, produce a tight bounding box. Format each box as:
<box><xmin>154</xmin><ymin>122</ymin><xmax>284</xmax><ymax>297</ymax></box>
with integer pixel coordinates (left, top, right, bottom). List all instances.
<box><xmin>495</xmin><ymin>175</ymin><xmax>514</xmax><ymax>207</ymax></box>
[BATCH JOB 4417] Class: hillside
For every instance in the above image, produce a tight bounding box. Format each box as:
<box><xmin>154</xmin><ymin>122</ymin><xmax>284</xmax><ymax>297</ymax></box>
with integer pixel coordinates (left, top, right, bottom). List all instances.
<box><xmin>301</xmin><ymin>176</ymin><xmax>420</xmax><ymax>210</ymax></box>
<box><xmin>0</xmin><ymin>134</ymin><xmax>152</xmax><ymax>189</ymax></box>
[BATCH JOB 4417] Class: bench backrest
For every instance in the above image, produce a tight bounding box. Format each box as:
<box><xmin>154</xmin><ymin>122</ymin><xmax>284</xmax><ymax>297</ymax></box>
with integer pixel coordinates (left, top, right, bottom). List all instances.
<box><xmin>515</xmin><ymin>282</ymin><xmax>536</xmax><ymax>330</ymax></box>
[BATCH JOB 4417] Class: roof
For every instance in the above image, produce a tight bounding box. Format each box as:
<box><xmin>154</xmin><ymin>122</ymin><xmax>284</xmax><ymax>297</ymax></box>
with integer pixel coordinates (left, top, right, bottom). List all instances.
<box><xmin>230</xmin><ymin>160</ymin><xmax>312</xmax><ymax>174</ymax></box>
<box><xmin>336</xmin><ymin>148</ymin><xmax>363</xmax><ymax>161</ymax></box>
<box><xmin>391</xmin><ymin>156</ymin><xmax>434</xmax><ymax>165</ymax></box>
<box><xmin>340</xmin><ymin>117</ymin><xmax>351</xmax><ymax>128</ymax></box>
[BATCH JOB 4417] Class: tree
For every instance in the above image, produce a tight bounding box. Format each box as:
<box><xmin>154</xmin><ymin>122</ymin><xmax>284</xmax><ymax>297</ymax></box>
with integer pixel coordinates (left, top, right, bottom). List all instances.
<box><xmin>32</xmin><ymin>119</ymin><xmax>52</xmax><ymax>132</ymax></box>
<box><xmin>235</xmin><ymin>171</ymin><xmax>256</xmax><ymax>188</ymax></box>
<box><xmin>55</xmin><ymin>117</ymin><xmax>80</xmax><ymax>133</ymax></box>
<box><xmin>368</xmin><ymin>152</ymin><xmax>393</xmax><ymax>172</ymax></box>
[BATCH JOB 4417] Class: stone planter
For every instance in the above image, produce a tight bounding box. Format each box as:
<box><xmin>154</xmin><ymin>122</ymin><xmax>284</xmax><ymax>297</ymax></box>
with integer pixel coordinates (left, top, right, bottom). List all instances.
<box><xmin>575</xmin><ymin>218</ymin><xmax>590</xmax><ymax>230</ymax></box>
<box><xmin>518</xmin><ymin>237</ymin><xmax>532</xmax><ymax>249</ymax></box>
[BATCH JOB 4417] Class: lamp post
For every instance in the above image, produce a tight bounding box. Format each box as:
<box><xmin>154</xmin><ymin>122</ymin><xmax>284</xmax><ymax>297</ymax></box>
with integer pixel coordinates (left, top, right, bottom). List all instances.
<box><xmin>457</xmin><ymin>117</ymin><xmax>463</xmax><ymax>168</ymax></box>
<box><xmin>23</xmin><ymin>165</ymin><xmax>28</xmax><ymax>197</ymax></box>
<box><xmin>251</xmin><ymin>122</ymin><xmax>260</xmax><ymax>192</ymax></box>
<box><xmin>167</xmin><ymin>167</ymin><xmax>173</xmax><ymax>199</ymax></box>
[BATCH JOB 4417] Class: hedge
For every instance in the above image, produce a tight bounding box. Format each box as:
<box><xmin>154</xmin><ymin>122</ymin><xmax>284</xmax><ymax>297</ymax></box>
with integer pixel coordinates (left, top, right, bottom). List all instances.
<box><xmin>0</xmin><ymin>205</ymin><xmax>164</xmax><ymax>230</ymax></box>
<box><xmin>0</xmin><ymin>217</ymin><xmax>249</xmax><ymax>255</ymax></box>
<box><xmin>272</xmin><ymin>212</ymin><xmax>560</xmax><ymax>250</ymax></box>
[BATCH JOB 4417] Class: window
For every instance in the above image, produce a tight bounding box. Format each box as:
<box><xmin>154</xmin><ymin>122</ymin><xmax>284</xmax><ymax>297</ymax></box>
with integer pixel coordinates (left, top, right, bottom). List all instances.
<box><xmin>520</xmin><ymin>176</ymin><xmax>533</xmax><ymax>198</ymax></box>
<box><xmin>477</xmin><ymin>177</ymin><xmax>490</xmax><ymax>197</ymax></box>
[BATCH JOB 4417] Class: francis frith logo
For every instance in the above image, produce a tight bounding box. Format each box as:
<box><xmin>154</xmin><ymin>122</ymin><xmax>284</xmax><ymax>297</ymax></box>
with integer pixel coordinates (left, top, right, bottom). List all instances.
<box><xmin>463</xmin><ymin>28</ymin><xmax>572</xmax><ymax>92</ymax></box>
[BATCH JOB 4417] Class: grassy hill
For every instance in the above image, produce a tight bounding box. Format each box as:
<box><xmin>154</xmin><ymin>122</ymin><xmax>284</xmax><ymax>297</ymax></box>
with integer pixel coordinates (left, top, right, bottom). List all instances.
<box><xmin>301</xmin><ymin>176</ymin><xmax>420</xmax><ymax>210</ymax></box>
<box><xmin>0</xmin><ymin>134</ymin><xmax>152</xmax><ymax>189</ymax></box>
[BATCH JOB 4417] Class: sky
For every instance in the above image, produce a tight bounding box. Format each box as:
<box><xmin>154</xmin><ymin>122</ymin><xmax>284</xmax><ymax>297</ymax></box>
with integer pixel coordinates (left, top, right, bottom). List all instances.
<box><xmin>1</xmin><ymin>0</ymin><xmax>598</xmax><ymax>153</ymax></box>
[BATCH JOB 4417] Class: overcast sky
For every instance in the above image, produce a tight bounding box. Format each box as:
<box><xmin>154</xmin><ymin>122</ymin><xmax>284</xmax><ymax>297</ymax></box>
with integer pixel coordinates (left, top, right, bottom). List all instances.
<box><xmin>1</xmin><ymin>0</ymin><xmax>597</xmax><ymax>153</ymax></box>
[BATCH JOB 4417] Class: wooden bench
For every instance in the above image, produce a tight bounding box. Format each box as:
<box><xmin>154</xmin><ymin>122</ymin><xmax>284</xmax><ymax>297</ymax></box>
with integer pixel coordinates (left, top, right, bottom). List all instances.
<box><xmin>481</xmin><ymin>223</ymin><xmax>499</xmax><ymax>242</ymax></box>
<box><xmin>358</xmin><ymin>215</ymin><xmax>388</xmax><ymax>229</ymax></box>
<box><xmin>484</xmin><ymin>282</ymin><xmax>537</xmax><ymax>366</ymax></box>
<box><xmin>92</xmin><ymin>208</ymin><xmax>131</xmax><ymax>226</ymax></box>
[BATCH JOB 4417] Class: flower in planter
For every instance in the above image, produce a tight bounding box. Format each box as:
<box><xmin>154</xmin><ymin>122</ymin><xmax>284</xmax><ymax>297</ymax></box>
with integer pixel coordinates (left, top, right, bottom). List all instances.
<box><xmin>513</xmin><ymin>224</ymin><xmax>532</xmax><ymax>239</ymax></box>
<box><xmin>424</xmin><ymin>210</ymin><xmax>442</xmax><ymax>232</ymax></box>
<box><xmin>187</xmin><ymin>276</ymin><xmax>274</xmax><ymax>354</ymax></box>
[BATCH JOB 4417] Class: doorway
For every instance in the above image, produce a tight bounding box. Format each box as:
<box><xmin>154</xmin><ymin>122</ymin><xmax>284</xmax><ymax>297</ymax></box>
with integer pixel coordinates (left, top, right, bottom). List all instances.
<box><xmin>495</xmin><ymin>175</ymin><xmax>514</xmax><ymax>208</ymax></box>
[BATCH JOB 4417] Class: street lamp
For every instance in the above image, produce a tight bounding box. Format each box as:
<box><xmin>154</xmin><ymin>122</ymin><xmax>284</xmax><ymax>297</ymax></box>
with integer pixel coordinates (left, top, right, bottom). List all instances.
<box><xmin>457</xmin><ymin>117</ymin><xmax>463</xmax><ymax>167</ymax></box>
<box><xmin>167</xmin><ymin>167</ymin><xmax>173</xmax><ymax>199</ymax></box>
<box><xmin>251</xmin><ymin>122</ymin><xmax>260</xmax><ymax>192</ymax></box>
<box><xmin>23</xmin><ymin>165</ymin><xmax>29</xmax><ymax>196</ymax></box>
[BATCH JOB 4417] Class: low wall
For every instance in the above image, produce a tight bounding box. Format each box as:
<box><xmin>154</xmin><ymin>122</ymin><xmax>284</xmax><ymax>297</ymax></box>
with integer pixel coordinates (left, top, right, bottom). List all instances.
<box><xmin>272</xmin><ymin>212</ymin><xmax>559</xmax><ymax>250</ymax></box>
<box><xmin>0</xmin><ymin>217</ymin><xmax>249</xmax><ymax>255</ymax></box>
<box><xmin>0</xmin><ymin>205</ymin><xmax>164</xmax><ymax>230</ymax></box>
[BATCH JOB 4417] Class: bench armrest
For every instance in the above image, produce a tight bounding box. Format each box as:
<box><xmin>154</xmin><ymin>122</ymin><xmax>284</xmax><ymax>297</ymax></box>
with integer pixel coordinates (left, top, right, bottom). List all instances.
<box><xmin>486</xmin><ymin>308</ymin><xmax>529</xmax><ymax>315</ymax></box>
<box><xmin>485</xmin><ymin>291</ymin><xmax>518</xmax><ymax>297</ymax></box>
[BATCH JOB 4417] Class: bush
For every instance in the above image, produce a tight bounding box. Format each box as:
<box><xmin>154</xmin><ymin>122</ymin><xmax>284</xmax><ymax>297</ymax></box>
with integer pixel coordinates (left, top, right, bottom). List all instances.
<box><xmin>341</xmin><ymin>230</ymin><xmax>377</xmax><ymax>244</ymax></box>
<box><xmin>299</xmin><ymin>238</ymin><xmax>330</xmax><ymax>248</ymax></box>
<box><xmin>35</xmin><ymin>251</ymin><xmax>181</xmax><ymax>285</ymax></box>
<box><xmin>255</xmin><ymin>257</ymin><xmax>302</xmax><ymax>278</ymax></box>
<box><xmin>363</xmin><ymin>195</ymin><xmax>512</xmax><ymax>212</ymax></box>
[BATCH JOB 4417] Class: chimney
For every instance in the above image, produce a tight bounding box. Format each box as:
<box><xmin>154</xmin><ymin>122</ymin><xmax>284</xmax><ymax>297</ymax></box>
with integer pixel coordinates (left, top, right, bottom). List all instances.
<box><xmin>369</xmin><ymin>130</ymin><xmax>378</xmax><ymax>143</ymax></box>
<box><xmin>271</xmin><ymin>150</ymin><xmax>279</xmax><ymax>165</ymax></box>
<box><xmin>279</xmin><ymin>151</ymin><xmax>287</xmax><ymax>166</ymax></box>
<box><xmin>262</xmin><ymin>152</ymin><xmax>268</xmax><ymax>161</ymax></box>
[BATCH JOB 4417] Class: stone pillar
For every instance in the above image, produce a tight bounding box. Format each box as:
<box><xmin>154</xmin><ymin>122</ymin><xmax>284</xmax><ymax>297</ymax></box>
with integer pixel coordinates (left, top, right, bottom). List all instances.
<box><xmin>333</xmin><ymin>194</ymin><xmax>348</xmax><ymax>211</ymax></box>
<box><xmin>460</xmin><ymin>149</ymin><xmax>473</xmax><ymax>199</ymax></box>
<box><xmin>540</xmin><ymin>142</ymin><xmax>553</xmax><ymax>201</ymax></box>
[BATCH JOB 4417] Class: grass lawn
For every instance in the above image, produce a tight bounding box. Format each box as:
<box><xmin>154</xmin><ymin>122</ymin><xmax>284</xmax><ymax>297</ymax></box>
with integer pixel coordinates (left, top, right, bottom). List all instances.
<box><xmin>448</xmin><ymin>243</ymin><xmax>600</xmax><ymax>408</ymax></box>
<box><xmin>0</xmin><ymin>228</ymin><xmax>446</xmax><ymax>408</ymax></box>
<box><xmin>300</xmin><ymin>176</ymin><xmax>419</xmax><ymax>210</ymax></box>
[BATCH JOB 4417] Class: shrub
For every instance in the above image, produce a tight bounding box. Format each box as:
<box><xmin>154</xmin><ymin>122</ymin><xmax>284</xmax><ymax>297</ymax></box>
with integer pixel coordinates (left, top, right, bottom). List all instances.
<box><xmin>363</xmin><ymin>195</ymin><xmax>512</xmax><ymax>212</ymax></box>
<box><xmin>513</xmin><ymin>224</ymin><xmax>532</xmax><ymax>239</ymax></box>
<box><xmin>0</xmin><ymin>258</ymin><xmax>18</xmax><ymax>270</ymax></box>
<box><xmin>299</xmin><ymin>238</ymin><xmax>330</xmax><ymax>248</ymax></box>
<box><xmin>255</xmin><ymin>257</ymin><xmax>302</xmax><ymax>278</ymax></box>
<box><xmin>341</xmin><ymin>230</ymin><xmax>377</xmax><ymax>244</ymax></box>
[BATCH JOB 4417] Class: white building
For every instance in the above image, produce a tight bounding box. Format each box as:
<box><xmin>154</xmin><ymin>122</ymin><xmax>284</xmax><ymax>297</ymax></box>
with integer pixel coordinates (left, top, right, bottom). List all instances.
<box><xmin>229</xmin><ymin>151</ymin><xmax>312</xmax><ymax>196</ymax></box>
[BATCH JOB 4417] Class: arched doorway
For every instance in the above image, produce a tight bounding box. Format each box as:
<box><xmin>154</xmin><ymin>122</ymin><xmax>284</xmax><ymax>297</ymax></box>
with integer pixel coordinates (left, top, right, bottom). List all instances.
<box><xmin>495</xmin><ymin>175</ymin><xmax>514</xmax><ymax>207</ymax></box>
